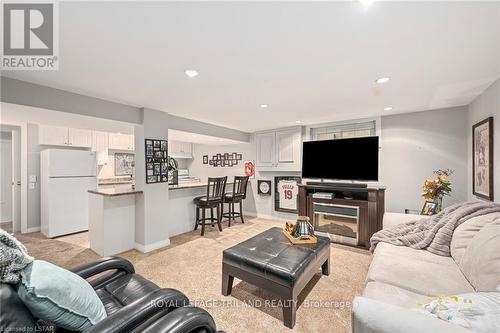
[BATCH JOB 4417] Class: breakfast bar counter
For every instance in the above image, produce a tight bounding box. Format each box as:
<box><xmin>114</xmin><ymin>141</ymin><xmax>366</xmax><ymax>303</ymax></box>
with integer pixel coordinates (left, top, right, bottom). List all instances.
<box><xmin>88</xmin><ymin>188</ymin><xmax>142</xmax><ymax>256</ymax></box>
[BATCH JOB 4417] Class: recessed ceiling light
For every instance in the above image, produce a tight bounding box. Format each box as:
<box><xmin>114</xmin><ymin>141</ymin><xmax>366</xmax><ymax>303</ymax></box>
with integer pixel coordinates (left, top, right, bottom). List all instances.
<box><xmin>375</xmin><ymin>77</ymin><xmax>390</xmax><ymax>84</ymax></box>
<box><xmin>260</xmin><ymin>104</ymin><xmax>268</xmax><ymax>109</ymax></box>
<box><xmin>184</xmin><ymin>69</ymin><xmax>199</xmax><ymax>78</ymax></box>
<box><xmin>384</xmin><ymin>106</ymin><xmax>393</xmax><ymax>111</ymax></box>
<box><xmin>295</xmin><ymin>120</ymin><xmax>302</xmax><ymax>124</ymax></box>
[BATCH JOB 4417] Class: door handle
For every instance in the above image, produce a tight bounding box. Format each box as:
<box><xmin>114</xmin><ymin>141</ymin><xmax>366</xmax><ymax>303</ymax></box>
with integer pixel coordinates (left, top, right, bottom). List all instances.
<box><xmin>16</xmin><ymin>181</ymin><xmax>21</xmax><ymax>186</ymax></box>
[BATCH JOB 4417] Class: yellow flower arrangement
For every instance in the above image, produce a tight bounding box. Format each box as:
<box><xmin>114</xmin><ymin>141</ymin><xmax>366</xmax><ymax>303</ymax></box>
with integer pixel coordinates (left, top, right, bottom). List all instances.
<box><xmin>421</xmin><ymin>169</ymin><xmax>453</xmax><ymax>211</ymax></box>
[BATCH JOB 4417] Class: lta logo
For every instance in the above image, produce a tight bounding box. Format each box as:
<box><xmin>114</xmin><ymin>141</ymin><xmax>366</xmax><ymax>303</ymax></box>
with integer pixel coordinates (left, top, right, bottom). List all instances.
<box><xmin>2</xmin><ymin>2</ymin><xmax>58</xmax><ymax>70</ymax></box>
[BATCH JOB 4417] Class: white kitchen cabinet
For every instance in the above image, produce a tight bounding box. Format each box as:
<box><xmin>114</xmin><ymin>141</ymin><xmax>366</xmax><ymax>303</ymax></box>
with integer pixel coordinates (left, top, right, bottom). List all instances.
<box><xmin>255</xmin><ymin>127</ymin><xmax>302</xmax><ymax>171</ymax></box>
<box><xmin>92</xmin><ymin>131</ymin><xmax>109</xmax><ymax>165</ymax></box>
<box><xmin>169</xmin><ymin>140</ymin><xmax>193</xmax><ymax>158</ymax></box>
<box><xmin>256</xmin><ymin>132</ymin><xmax>275</xmax><ymax>167</ymax></box>
<box><xmin>68</xmin><ymin>128</ymin><xmax>92</xmax><ymax>148</ymax></box>
<box><xmin>108</xmin><ymin>133</ymin><xmax>134</xmax><ymax>151</ymax></box>
<box><xmin>39</xmin><ymin>125</ymin><xmax>91</xmax><ymax>148</ymax></box>
<box><xmin>38</xmin><ymin>125</ymin><xmax>69</xmax><ymax>146</ymax></box>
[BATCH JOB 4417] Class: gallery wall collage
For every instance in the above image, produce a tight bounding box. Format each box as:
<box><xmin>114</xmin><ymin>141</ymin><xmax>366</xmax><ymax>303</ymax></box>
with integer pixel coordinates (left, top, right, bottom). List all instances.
<box><xmin>145</xmin><ymin>139</ymin><xmax>169</xmax><ymax>184</ymax></box>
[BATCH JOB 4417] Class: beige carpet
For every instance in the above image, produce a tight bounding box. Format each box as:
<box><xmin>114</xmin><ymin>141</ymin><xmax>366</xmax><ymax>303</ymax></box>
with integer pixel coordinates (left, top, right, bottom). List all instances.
<box><xmin>12</xmin><ymin>218</ymin><xmax>372</xmax><ymax>333</ymax></box>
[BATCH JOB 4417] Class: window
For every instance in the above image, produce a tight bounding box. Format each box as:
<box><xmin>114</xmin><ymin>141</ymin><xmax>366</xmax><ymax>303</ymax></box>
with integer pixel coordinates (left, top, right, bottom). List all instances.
<box><xmin>310</xmin><ymin>120</ymin><xmax>376</xmax><ymax>141</ymax></box>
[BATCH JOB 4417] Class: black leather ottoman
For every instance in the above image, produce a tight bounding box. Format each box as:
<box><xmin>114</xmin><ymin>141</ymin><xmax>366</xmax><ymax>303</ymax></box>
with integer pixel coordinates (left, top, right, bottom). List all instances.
<box><xmin>222</xmin><ymin>227</ymin><xmax>330</xmax><ymax>328</ymax></box>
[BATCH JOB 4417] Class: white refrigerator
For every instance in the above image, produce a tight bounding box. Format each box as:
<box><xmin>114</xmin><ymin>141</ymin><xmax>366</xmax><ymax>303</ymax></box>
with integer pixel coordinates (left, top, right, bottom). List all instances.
<box><xmin>41</xmin><ymin>149</ymin><xmax>97</xmax><ymax>238</ymax></box>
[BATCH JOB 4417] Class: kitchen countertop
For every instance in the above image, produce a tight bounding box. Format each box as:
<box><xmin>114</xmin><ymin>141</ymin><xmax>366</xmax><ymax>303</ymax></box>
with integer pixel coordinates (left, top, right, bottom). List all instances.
<box><xmin>169</xmin><ymin>181</ymin><xmax>234</xmax><ymax>190</ymax></box>
<box><xmin>88</xmin><ymin>188</ymin><xmax>143</xmax><ymax>197</ymax></box>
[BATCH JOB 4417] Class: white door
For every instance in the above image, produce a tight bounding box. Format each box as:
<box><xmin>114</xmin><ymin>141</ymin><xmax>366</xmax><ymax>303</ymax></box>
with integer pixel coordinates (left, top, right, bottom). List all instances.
<box><xmin>0</xmin><ymin>140</ymin><xmax>12</xmax><ymax>223</ymax></box>
<box><xmin>11</xmin><ymin>129</ymin><xmax>21</xmax><ymax>232</ymax></box>
<box><xmin>68</xmin><ymin>128</ymin><xmax>92</xmax><ymax>148</ymax></box>
<box><xmin>39</xmin><ymin>125</ymin><xmax>68</xmax><ymax>146</ymax></box>
<box><xmin>276</xmin><ymin>129</ymin><xmax>296</xmax><ymax>163</ymax></box>
<box><xmin>256</xmin><ymin>132</ymin><xmax>276</xmax><ymax>167</ymax></box>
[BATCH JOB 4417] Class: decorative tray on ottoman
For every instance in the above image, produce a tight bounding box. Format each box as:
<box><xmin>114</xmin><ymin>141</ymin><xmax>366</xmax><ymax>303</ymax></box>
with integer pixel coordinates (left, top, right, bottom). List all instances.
<box><xmin>283</xmin><ymin>218</ymin><xmax>317</xmax><ymax>245</ymax></box>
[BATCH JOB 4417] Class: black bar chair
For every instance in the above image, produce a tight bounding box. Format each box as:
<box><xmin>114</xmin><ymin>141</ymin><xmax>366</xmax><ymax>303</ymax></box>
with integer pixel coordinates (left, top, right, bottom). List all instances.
<box><xmin>194</xmin><ymin>176</ymin><xmax>227</xmax><ymax>236</ymax></box>
<box><xmin>222</xmin><ymin>176</ymin><xmax>249</xmax><ymax>227</ymax></box>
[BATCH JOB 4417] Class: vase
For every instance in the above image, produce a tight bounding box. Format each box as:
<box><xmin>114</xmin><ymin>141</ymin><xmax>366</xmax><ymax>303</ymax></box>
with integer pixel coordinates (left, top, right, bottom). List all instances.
<box><xmin>434</xmin><ymin>196</ymin><xmax>443</xmax><ymax>213</ymax></box>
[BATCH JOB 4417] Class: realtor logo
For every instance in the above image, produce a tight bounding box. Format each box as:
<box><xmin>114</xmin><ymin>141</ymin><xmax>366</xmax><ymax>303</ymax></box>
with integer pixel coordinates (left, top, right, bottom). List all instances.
<box><xmin>2</xmin><ymin>1</ymin><xmax>58</xmax><ymax>70</ymax></box>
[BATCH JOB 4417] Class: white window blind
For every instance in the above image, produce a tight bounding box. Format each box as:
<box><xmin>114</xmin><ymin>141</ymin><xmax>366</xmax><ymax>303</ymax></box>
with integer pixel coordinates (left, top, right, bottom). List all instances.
<box><xmin>310</xmin><ymin>120</ymin><xmax>376</xmax><ymax>141</ymax></box>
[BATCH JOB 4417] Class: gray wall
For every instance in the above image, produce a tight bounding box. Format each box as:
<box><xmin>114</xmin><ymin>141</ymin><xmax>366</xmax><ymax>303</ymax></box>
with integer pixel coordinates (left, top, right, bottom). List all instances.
<box><xmin>467</xmin><ymin>79</ymin><xmax>500</xmax><ymax>202</ymax></box>
<box><xmin>380</xmin><ymin>106</ymin><xmax>469</xmax><ymax>213</ymax></box>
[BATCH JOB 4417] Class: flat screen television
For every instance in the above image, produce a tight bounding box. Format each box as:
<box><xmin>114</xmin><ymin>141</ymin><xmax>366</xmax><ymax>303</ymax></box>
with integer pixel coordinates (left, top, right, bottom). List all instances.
<box><xmin>302</xmin><ymin>136</ymin><xmax>379</xmax><ymax>181</ymax></box>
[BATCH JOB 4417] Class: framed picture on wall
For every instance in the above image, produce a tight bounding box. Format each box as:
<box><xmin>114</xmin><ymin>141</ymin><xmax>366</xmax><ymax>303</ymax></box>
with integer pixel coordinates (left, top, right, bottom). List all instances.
<box><xmin>258</xmin><ymin>180</ymin><xmax>272</xmax><ymax>195</ymax></box>
<box><xmin>115</xmin><ymin>153</ymin><xmax>134</xmax><ymax>176</ymax></box>
<box><xmin>472</xmin><ymin>117</ymin><xmax>494</xmax><ymax>201</ymax></box>
<box><xmin>274</xmin><ymin>176</ymin><xmax>301</xmax><ymax>213</ymax></box>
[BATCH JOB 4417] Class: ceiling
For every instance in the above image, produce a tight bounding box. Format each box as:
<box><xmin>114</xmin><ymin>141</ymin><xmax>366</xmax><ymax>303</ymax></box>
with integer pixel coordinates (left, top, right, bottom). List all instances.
<box><xmin>3</xmin><ymin>1</ymin><xmax>499</xmax><ymax>132</ymax></box>
<box><xmin>168</xmin><ymin>129</ymin><xmax>245</xmax><ymax>145</ymax></box>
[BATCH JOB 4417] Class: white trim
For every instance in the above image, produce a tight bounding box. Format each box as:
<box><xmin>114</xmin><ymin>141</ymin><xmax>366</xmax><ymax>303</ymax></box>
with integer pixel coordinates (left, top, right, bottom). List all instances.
<box><xmin>134</xmin><ymin>239</ymin><xmax>170</xmax><ymax>253</ymax></box>
<box><xmin>245</xmin><ymin>212</ymin><xmax>297</xmax><ymax>222</ymax></box>
<box><xmin>26</xmin><ymin>227</ymin><xmax>41</xmax><ymax>233</ymax></box>
<box><xmin>0</xmin><ymin>121</ymin><xmax>27</xmax><ymax>234</ymax></box>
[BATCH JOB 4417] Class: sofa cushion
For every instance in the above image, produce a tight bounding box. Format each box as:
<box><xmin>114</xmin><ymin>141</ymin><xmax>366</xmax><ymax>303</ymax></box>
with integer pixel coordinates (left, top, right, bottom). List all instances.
<box><xmin>367</xmin><ymin>242</ymin><xmax>474</xmax><ymax>296</ymax></box>
<box><xmin>363</xmin><ymin>281</ymin><xmax>428</xmax><ymax>309</ymax></box>
<box><xmin>459</xmin><ymin>220</ymin><xmax>500</xmax><ymax>292</ymax></box>
<box><xmin>451</xmin><ymin>212</ymin><xmax>500</xmax><ymax>263</ymax></box>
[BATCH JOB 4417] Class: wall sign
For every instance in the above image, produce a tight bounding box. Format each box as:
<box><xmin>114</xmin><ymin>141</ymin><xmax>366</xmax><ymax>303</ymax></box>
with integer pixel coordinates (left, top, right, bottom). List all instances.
<box><xmin>275</xmin><ymin>176</ymin><xmax>301</xmax><ymax>213</ymax></box>
<box><xmin>145</xmin><ymin>139</ymin><xmax>168</xmax><ymax>184</ymax></box>
<box><xmin>207</xmin><ymin>152</ymin><xmax>242</xmax><ymax>168</ymax></box>
<box><xmin>258</xmin><ymin>180</ymin><xmax>272</xmax><ymax>195</ymax></box>
<box><xmin>244</xmin><ymin>160</ymin><xmax>255</xmax><ymax>179</ymax></box>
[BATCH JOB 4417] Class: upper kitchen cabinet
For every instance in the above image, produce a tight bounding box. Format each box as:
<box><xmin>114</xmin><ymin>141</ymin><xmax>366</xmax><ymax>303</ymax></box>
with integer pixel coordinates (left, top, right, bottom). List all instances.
<box><xmin>68</xmin><ymin>128</ymin><xmax>92</xmax><ymax>148</ymax></box>
<box><xmin>108</xmin><ymin>133</ymin><xmax>134</xmax><ymax>151</ymax></box>
<box><xmin>39</xmin><ymin>125</ymin><xmax>92</xmax><ymax>148</ymax></box>
<box><xmin>169</xmin><ymin>140</ymin><xmax>193</xmax><ymax>159</ymax></box>
<box><xmin>92</xmin><ymin>131</ymin><xmax>109</xmax><ymax>165</ymax></box>
<box><xmin>255</xmin><ymin>127</ymin><xmax>302</xmax><ymax>171</ymax></box>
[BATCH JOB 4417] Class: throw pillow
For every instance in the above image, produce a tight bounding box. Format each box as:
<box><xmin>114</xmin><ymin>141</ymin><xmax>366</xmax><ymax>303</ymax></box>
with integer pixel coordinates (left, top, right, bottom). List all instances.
<box><xmin>17</xmin><ymin>260</ymin><xmax>107</xmax><ymax>332</ymax></box>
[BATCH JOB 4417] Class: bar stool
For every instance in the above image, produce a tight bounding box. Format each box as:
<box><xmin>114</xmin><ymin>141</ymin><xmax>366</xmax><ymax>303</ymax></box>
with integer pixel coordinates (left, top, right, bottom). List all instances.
<box><xmin>222</xmin><ymin>176</ymin><xmax>249</xmax><ymax>227</ymax></box>
<box><xmin>193</xmin><ymin>176</ymin><xmax>227</xmax><ymax>236</ymax></box>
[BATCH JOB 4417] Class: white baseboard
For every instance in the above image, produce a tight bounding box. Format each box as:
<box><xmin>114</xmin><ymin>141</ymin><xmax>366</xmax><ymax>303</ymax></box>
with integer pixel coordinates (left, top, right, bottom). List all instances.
<box><xmin>244</xmin><ymin>211</ymin><xmax>296</xmax><ymax>222</ymax></box>
<box><xmin>26</xmin><ymin>227</ymin><xmax>41</xmax><ymax>233</ymax></box>
<box><xmin>134</xmin><ymin>239</ymin><xmax>170</xmax><ymax>253</ymax></box>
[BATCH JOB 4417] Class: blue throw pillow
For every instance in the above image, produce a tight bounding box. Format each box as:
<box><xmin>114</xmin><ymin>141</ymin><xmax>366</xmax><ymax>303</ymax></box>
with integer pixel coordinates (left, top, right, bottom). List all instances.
<box><xmin>17</xmin><ymin>260</ymin><xmax>107</xmax><ymax>332</ymax></box>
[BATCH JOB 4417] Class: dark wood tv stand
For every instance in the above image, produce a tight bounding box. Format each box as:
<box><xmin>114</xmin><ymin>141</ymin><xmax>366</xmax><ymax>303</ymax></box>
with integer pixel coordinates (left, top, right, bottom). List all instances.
<box><xmin>298</xmin><ymin>183</ymin><xmax>385</xmax><ymax>249</ymax></box>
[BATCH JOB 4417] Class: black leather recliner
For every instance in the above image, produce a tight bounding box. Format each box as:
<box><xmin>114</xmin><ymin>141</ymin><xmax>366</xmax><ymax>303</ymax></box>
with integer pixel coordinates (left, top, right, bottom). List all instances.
<box><xmin>0</xmin><ymin>257</ymin><xmax>222</xmax><ymax>333</ymax></box>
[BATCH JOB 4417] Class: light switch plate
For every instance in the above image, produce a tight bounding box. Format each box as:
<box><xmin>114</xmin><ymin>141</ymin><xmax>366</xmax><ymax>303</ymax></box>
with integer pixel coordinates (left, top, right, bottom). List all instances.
<box><xmin>29</xmin><ymin>175</ymin><xmax>37</xmax><ymax>183</ymax></box>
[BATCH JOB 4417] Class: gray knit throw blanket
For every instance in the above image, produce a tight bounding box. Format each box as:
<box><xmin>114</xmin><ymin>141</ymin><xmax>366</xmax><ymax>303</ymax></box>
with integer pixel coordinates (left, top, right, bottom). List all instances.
<box><xmin>0</xmin><ymin>228</ymin><xmax>33</xmax><ymax>284</ymax></box>
<box><xmin>370</xmin><ymin>201</ymin><xmax>500</xmax><ymax>256</ymax></box>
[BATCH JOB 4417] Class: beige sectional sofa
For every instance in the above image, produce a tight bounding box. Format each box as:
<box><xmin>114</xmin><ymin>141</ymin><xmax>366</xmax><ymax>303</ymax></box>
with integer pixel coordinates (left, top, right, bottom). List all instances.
<box><xmin>352</xmin><ymin>211</ymin><xmax>500</xmax><ymax>333</ymax></box>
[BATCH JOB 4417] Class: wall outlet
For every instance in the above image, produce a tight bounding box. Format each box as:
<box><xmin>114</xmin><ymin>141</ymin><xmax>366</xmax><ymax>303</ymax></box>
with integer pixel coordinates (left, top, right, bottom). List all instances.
<box><xmin>29</xmin><ymin>183</ymin><xmax>36</xmax><ymax>189</ymax></box>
